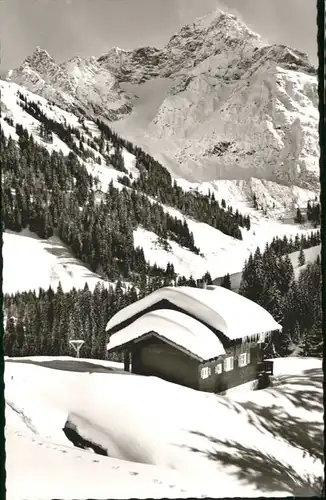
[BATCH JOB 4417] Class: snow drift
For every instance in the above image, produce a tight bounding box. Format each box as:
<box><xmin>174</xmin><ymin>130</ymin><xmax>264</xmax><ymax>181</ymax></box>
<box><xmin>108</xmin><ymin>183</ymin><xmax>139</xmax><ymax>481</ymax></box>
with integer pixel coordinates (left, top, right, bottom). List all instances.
<box><xmin>5</xmin><ymin>356</ymin><xmax>323</xmax><ymax>499</ymax></box>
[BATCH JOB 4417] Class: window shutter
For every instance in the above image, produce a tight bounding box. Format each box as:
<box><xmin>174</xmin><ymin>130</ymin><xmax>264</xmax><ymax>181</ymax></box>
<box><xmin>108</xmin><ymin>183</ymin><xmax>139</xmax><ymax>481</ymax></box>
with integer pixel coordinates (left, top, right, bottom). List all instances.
<box><xmin>215</xmin><ymin>363</ymin><xmax>222</xmax><ymax>374</ymax></box>
<box><xmin>223</xmin><ymin>356</ymin><xmax>234</xmax><ymax>372</ymax></box>
<box><xmin>201</xmin><ymin>366</ymin><xmax>211</xmax><ymax>379</ymax></box>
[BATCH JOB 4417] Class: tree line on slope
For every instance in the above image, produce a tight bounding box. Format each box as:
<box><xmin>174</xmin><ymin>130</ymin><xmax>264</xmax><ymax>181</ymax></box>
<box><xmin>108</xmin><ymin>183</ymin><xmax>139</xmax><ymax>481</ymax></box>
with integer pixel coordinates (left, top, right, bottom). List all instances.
<box><xmin>267</xmin><ymin>231</ymin><xmax>321</xmax><ymax>255</ymax></box>
<box><xmin>295</xmin><ymin>203</ymin><xmax>321</xmax><ymax>226</ymax></box>
<box><xmin>17</xmin><ymin>92</ymin><xmax>251</xmax><ymax>240</ymax></box>
<box><xmin>18</xmin><ymin>92</ymin><xmax>126</xmax><ymax>171</ymax></box>
<box><xmin>1</xmin><ymin>127</ymin><xmax>202</xmax><ymax>281</ymax></box>
<box><xmin>219</xmin><ymin>231</ymin><xmax>320</xmax><ymax>290</ymax></box>
<box><xmin>252</xmin><ymin>192</ymin><xmax>321</xmax><ymax>229</ymax></box>
<box><xmin>96</xmin><ymin>119</ymin><xmax>251</xmax><ymax>239</ymax></box>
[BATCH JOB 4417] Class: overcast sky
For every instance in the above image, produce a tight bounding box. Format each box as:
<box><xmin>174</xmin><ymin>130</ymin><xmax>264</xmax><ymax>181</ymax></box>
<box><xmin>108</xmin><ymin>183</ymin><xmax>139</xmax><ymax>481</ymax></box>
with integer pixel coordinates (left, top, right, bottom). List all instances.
<box><xmin>0</xmin><ymin>0</ymin><xmax>318</xmax><ymax>72</ymax></box>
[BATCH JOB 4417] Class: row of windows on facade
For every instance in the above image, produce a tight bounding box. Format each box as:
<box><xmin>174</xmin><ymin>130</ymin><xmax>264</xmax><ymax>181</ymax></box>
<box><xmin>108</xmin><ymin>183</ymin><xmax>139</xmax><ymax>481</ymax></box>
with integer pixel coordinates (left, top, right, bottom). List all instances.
<box><xmin>201</xmin><ymin>352</ymin><xmax>250</xmax><ymax>379</ymax></box>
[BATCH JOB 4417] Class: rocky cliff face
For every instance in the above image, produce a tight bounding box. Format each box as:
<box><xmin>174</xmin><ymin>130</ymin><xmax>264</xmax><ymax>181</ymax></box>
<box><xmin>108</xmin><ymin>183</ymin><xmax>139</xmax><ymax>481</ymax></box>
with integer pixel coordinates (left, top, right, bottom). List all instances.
<box><xmin>9</xmin><ymin>47</ymin><xmax>133</xmax><ymax>120</ymax></box>
<box><xmin>7</xmin><ymin>9</ymin><xmax>319</xmax><ymax>190</ymax></box>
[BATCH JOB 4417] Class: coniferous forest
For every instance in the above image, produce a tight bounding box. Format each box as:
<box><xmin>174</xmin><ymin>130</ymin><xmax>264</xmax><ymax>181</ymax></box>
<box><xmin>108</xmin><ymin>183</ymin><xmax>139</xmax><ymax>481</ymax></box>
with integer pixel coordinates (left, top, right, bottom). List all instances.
<box><xmin>13</xmin><ymin>94</ymin><xmax>250</xmax><ymax>238</ymax></box>
<box><xmin>239</xmin><ymin>246</ymin><xmax>322</xmax><ymax>358</ymax></box>
<box><xmin>4</xmin><ymin>246</ymin><xmax>322</xmax><ymax>359</ymax></box>
<box><xmin>1</xmin><ymin>127</ymin><xmax>200</xmax><ymax>281</ymax></box>
<box><xmin>3</xmin><ymin>274</ymin><xmax>203</xmax><ymax>359</ymax></box>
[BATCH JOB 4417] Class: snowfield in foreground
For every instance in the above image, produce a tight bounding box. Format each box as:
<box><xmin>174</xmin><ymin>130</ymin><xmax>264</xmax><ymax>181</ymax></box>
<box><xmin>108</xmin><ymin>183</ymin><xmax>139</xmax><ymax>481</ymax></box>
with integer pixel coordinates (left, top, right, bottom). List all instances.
<box><xmin>5</xmin><ymin>356</ymin><xmax>323</xmax><ymax>499</ymax></box>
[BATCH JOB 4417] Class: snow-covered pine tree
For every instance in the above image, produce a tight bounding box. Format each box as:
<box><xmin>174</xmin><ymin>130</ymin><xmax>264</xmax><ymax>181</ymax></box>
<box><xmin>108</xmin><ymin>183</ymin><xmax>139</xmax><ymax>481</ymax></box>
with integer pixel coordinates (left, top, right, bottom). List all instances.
<box><xmin>295</xmin><ymin>207</ymin><xmax>304</xmax><ymax>224</ymax></box>
<box><xmin>202</xmin><ymin>271</ymin><xmax>213</xmax><ymax>285</ymax></box>
<box><xmin>303</xmin><ymin>319</ymin><xmax>323</xmax><ymax>357</ymax></box>
<box><xmin>298</xmin><ymin>247</ymin><xmax>306</xmax><ymax>266</ymax></box>
<box><xmin>277</xmin><ymin>254</ymin><xmax>295</xmax><ymax>294</ymax></box>
<box><xmin>261</xmin><ymin>283</ymin><xmax>283</xmax><ymax>325</ymax></box>
<box><xmin>239</xmin><ymin>248</ymin><xmax>265</xmax><ymax>303</ymax></box>
<box><xmin>221</xmin><ymin>273</ymin><xmax>231</xmax><ymax>290</ymax></box>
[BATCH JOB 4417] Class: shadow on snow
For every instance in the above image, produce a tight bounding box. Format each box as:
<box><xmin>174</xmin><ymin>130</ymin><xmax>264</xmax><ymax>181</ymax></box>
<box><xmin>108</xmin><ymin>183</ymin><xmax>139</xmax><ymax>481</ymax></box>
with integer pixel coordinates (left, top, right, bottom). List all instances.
<box><xmin>6</xmin><ymin>358</ymin><xmax>129</xmax><ymax>374</ymax></box>
<box><xmin>183</xmin><ymin>367</ymin><xmax>324</xmax><ymax>496</ymax></box>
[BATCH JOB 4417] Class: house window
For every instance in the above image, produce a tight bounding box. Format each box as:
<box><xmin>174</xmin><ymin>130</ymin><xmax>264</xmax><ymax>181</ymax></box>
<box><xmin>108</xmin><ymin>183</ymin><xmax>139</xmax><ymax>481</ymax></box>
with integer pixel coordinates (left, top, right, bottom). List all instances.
<box><xmin>215</xmin><ymin>363</ymin><xmax>223</xmax><ymax>374</ymax></box>
<box><xmin>201</xmin><ymin>366</ymin><xmax>211</xmax><ymax>379</ymax></box>
<box><xmin>238</xmin><ymin>352</ymin><xmax>250</xmax><ymax>367</ymax></box>
<box><xmin>223</xmin><ymin>356</ymin><xmax>234</xmax><ymax>372</ymax></box>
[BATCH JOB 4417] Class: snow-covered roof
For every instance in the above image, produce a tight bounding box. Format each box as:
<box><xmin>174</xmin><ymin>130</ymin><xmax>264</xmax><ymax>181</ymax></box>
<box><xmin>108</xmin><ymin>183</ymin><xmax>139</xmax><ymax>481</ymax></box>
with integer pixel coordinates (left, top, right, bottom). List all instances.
<box><xmin>106</xmin><ymin>286</ymin><xmax>282</xmax><ymax>341</ymax></box>
<box><xmin>107</xmin><ymin>309</ymin><xmax>226</xmax><ymax>361</ymax></box>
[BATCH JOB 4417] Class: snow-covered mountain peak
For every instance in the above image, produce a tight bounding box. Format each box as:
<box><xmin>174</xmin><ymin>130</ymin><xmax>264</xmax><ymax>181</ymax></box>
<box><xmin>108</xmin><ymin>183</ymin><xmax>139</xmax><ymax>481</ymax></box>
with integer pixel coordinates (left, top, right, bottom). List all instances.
<box><xmin>160</xmin><ymin>10</ymin><xmax>262</xmax><ymax>79</ymax></box>
<box><xmin>167</xmin><ymin>8</ymin><xmax>260</xmax><ymax>48</ymax></box>
<box><xmin>23</xmin><ymin>46</ymin><xmax>55</xmax><ymax>68</ymax></box>
<box><xmin>257</xmin><ymin>44</ymin><xmax>316</xmax><ymax>75</ymax></box>
<box><xmin>8</xmin><ymin>47</ymin><xmax>74</xmax><ymax>100</ymax></box>
<box><xmin>14</xmin><ymin>46</ymin><xmax>66</xmax><ymax>86</ymax></box>
<box><xmin>97</xmin><ymin>8</ymin><xmax>314</xmax><ymax>86</ymax></box>
<box><xmin>97</xmin><ymin>9</ymin><xmax>263</xmax><ymax>84</ymax></box>
<box><xmin>98</xmin><ymin>45</ymin><xmax>162</xmax><ymax>84</ymax></box>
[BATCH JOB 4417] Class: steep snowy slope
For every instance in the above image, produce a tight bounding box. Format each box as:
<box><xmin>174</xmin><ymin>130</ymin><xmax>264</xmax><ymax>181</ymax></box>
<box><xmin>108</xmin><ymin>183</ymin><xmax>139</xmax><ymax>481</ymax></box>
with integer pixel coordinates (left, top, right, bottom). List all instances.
<box><xmin>3</xmin><ymin>229</ymin><xmax>112</xmax><ymax>295</ymax></box>
<box><xmin>0</xmin><ymin>80</ymin><xmax>129</xmax><ymax>190</ymax></box>
<box><xmin>1</xmin><ymin>79</ymin><xmax>318</xmax><ymax>293</ymax></box>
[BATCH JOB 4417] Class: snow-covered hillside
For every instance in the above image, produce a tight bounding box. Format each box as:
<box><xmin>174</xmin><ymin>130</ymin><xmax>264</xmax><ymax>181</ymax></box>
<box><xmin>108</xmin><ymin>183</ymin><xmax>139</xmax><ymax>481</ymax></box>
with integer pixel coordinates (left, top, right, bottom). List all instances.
<box><xmin>1</xmin><ymin>78</ymin><xmax>319</xmax><ymax>293</ymax></box>
<box><xmin>5</xmin><ymin>356</ymin><xmax>323</xmax><ymax>499</ymax></box>
<box><xmin>3</xmin><ymin>229</ymin><xmax>111</xmax><ymax>294</ymax></box>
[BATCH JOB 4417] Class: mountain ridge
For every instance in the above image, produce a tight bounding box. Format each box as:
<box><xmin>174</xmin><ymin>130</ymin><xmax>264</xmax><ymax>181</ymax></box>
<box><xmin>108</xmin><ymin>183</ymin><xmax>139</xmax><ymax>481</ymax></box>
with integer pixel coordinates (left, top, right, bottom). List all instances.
<box><xmin>4</xmin><ymin>7</ymin><xmax>319</xmax><ymax>192</ymax></box>
<box><xmin>97</xmin><ymin>10</ymin><xmax>315</xmax><ymax>84</ymax></box>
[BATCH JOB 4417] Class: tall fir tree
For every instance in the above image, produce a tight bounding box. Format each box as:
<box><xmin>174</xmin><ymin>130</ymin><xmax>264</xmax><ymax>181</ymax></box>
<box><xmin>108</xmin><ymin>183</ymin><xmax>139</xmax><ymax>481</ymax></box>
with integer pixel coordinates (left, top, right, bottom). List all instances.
<box><xmin>221</xmin><ymin>273</ymin><xmax>231</xmax><ymax>290</ymax></box>
<box><xmin>298</xmin><ymin>247</ymin><xmax>306</xmax><ymax>266</ymax></box>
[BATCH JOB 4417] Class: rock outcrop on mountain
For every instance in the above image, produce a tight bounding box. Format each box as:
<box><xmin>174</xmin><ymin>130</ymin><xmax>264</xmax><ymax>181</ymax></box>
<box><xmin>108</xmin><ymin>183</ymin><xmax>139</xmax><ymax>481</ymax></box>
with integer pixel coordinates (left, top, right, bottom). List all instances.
<box><xmin>8</xmin><ymin>47</ymin><xmax>132</xmax><ymax>120</ymax></box>
<box><xmin>7</xmin><ymin>9</ymin><xmax>319</xmax><ymax>190</ymax></box>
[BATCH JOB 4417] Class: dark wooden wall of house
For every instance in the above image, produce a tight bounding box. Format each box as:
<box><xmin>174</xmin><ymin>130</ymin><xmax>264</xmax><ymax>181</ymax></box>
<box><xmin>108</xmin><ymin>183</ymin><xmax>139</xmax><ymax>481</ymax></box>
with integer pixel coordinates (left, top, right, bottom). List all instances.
<box><xmin>131</xmin><ymin>337</ymin><xmax>200</xmax><ymax>390</ymax></box>
<box><xmin>198</xmin><ymin>343</ymin><xmax>264</xmax><ymax>393</ymax></box>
